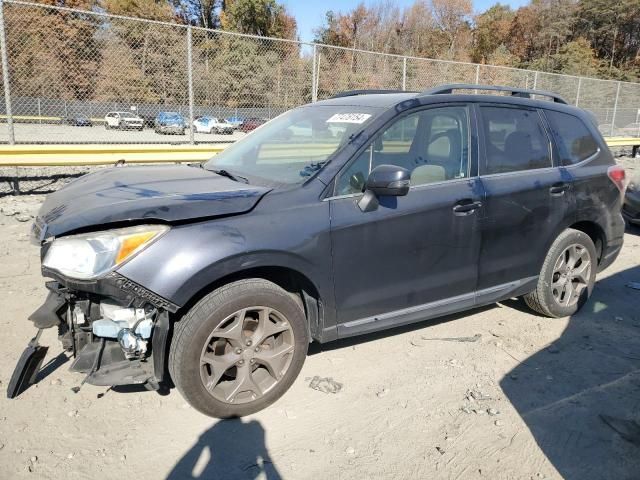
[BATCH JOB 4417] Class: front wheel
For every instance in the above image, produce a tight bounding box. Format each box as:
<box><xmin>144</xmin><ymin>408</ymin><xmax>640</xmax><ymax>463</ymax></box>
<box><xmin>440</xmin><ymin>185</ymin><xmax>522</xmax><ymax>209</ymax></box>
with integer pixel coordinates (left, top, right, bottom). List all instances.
<box><xmin>524</xmin><ymin>228</ymin><xmax>597</xmax><ymax>317</ymax></box>
<box><xmin>169</xmin><ymin>279</ymin><xmax>309</xmax><ymax>418</ymax></box>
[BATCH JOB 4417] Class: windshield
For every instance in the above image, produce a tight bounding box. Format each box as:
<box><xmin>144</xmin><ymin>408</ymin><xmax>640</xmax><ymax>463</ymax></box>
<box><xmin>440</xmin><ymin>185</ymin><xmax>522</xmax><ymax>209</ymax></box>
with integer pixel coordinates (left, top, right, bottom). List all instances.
<box><xmin>120</xmin><ymin>112</ymin><xmax>137</xmax><ymax>118</ymax></box>
<box><xmin>204</xmin><ymin>105</ymin><xmax>380</xmax><ymax>185</ymax></box>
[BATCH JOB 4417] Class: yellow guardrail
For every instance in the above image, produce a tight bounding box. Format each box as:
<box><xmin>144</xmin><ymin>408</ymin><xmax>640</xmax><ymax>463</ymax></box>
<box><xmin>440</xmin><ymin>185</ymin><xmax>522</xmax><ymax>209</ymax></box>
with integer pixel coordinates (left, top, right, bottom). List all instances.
<box><xmin>604</xmin><ymin>137</ymin><xmax>640</xmax><ymax>148</ymax></box>
<box><xmin>0</xmin><ymin>137</ymin><xmax>637</xmax><ymax>168</ymax></box>
<box><xmin>0</xmin><ymin>143</ymin><xmax>229</xmax><ymax>167</ymax></box>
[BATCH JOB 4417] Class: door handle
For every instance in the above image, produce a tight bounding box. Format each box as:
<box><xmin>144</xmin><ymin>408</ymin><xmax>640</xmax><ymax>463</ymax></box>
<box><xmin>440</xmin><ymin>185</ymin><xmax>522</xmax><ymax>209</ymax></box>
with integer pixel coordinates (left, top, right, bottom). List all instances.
<box><xmin>452</xmin><ymin>200</ymin><xmax>482</xmax><ymax>215</ymax></box>
<box><xmin>549</xmin><ymin>182</ymin><xmax>568</xmax><ymax>196</ymax></box>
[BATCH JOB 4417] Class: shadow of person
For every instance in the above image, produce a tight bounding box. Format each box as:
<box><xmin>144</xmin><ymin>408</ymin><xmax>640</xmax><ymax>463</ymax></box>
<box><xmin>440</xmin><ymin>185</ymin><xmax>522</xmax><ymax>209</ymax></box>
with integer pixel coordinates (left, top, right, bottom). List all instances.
<box><xmin>501</xmin><ymin>264</ymin><xmax>640</xmax><ymax>479</ymax></box>
<box><xmin>166</xmin><ymin>418</ymin><xmax>281</xmax><ymax>480</ymax></box>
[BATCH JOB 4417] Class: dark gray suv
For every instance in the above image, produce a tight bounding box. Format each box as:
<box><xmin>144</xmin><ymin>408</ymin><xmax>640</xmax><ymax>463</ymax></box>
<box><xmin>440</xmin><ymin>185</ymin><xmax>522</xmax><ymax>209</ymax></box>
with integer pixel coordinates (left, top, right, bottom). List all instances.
<box><xmin>8</xmin><ymin>84</ymin><xmax>626</xmax><ymax>418</ymax></box>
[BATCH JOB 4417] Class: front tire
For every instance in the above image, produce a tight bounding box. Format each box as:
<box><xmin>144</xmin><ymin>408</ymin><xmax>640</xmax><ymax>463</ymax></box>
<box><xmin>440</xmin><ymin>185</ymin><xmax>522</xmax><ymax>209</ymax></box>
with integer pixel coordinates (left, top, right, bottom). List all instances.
<box><xmin>169</xmin><ymin>279</ymin><xmax>309</xmax><ymax>418</ymax></box>
<box><xmin>524</xmin><ymin>228</ymin><xmax>597</xmax><ymax>317</ymax></box>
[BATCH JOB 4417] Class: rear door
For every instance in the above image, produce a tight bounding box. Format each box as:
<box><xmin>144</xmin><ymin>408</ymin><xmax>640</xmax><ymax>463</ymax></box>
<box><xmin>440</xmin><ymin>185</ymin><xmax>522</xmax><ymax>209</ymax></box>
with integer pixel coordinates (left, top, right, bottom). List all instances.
<box><xmin>476</xmin><ymin>104</ymin><xmax>575</xmax><ymax>295</ymax></box>
<box><xmin>329</xmin><ymin>104</ymin><xmax>483</xmax><ymax>336</ymax></box>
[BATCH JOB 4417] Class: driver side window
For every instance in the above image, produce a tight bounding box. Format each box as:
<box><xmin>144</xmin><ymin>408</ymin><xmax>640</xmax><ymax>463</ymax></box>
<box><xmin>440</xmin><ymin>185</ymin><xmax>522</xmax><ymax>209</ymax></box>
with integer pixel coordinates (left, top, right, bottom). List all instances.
<box><xmin>334</xmin><ymin>106</ymin><xmax>469</xmax><ymax>196</ymax></box>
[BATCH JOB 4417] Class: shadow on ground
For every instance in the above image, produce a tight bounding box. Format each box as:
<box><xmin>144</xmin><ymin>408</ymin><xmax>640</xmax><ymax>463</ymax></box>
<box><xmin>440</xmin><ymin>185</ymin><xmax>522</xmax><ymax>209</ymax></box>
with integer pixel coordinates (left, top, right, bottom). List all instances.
<box><xmin>166</xmin><ymin>418</ymin><xmax>281</xmax><ymax>480</ymax></box>
<box><xmin>501</xmin><ymin>265</ymin><xmax>640</xmax><ymax>480</ymax></box>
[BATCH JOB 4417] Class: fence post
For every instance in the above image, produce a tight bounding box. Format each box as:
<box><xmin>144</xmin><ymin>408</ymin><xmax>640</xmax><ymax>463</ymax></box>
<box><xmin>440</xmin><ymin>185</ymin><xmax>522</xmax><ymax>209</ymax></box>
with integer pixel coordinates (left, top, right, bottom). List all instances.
<box><xmin>311</xmin><ymin>44</ymin><xmax>317</xmax><ymax>103</ymax></box>
<box><xmin>402</xmin><ymin>57</ymin><xmax>407</xmax><ymax>91</ymax></box>
<box><xmin>186</xmin><ymin>25</ymin><xmax>195</xmax><ymax>145</ymax></box>
<box><xmin>611</xmin><ymin>81</ymin><xmax>621</xmax><ymax>137</ymax></box>
<box><xmin>0</xmin><ymin>0</ymin><xmax>15</xmax><ymax>145</ymax></box>
<box><xmin>37</xmin><ymin>98</ymin><xmax>41</xmax><ymax>123</ymax></box>
<box><xmin>575</xmin><ymin>77</ymin><xmax>582</xmax><ymax>107</ymax></box>
<box><xmin>533</xmin><ymin>71</ymin><xmax>538</xmax><ymax>90</ymax></box>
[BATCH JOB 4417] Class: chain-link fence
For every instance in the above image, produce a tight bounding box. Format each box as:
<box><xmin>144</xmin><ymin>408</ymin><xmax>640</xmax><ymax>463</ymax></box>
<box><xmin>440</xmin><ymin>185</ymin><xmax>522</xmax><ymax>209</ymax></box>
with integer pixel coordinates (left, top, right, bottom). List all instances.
<box><xmin>1</xmin><ymin>0</ymin><xmax>640</xmax><ymax>145</ymax></box>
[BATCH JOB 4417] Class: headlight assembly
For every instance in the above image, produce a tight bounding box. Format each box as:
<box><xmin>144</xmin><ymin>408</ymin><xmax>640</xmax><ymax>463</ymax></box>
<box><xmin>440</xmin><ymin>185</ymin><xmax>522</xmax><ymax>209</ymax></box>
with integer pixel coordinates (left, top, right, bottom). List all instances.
<box><xmin>43</xmin><ymin>225</ymin><xmax>168</xmax><ymax>280</ymax></box>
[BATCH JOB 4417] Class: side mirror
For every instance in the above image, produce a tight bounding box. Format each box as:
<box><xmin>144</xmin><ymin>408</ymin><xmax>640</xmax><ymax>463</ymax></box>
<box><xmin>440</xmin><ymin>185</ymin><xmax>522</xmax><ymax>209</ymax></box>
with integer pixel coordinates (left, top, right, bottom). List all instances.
<box><xmin>366</xmin><ymin>164</ymin><xmax>411</xmax><ymax>196</ymax></box>
<box><xmin>357</xmin><ymin>164</ymin><xmax>411</xmax><ymax>213</ymax></box>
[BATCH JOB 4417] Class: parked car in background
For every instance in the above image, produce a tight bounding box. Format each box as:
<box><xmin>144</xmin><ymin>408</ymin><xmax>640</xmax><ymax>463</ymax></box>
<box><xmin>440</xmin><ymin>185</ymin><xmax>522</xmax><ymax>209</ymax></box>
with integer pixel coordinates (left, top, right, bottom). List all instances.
<box><xmin>154</xmin><ymin>112</ymin><xmax>186</xmax><ymax>135</ymax></box>
<box><xmin>64</xmin><ymin>116</ymin><xmax>92</xmax><ymax>127</ymax></box>
<box><xmin>598</xmin><ymin>123</ymin><xmax>623</xmax><ymax>137</ymax></box>
<box><xmin>142</xmin><ymin>115</ymin><xmax>156</xmax><ymax>129</ymax></box>
<box><xmin>240</xmin><ymin>117</ymin><xmax>267</xmax><ymax>133</ymax></box>
<box><xmin>11</xmin><ymin>84</ymin><xmax>625</xmax><ymax>419</ymax></box>
<box><xmin>619</xmin><ymin>122</ymin><xmax>640</xmax><ymax>136</ymax></box>
<box><xmin>193</xmin><ymin>116</ymin><xmax>235</xmax><ymax>134</ymax></box>
<box><xmin>623</xmin><ymin>169</ymin><xmax>640</xmax><ymax>226</ymax></box>
<box><xmin>226</xmin><ymin>116</ymin><xmax>245</xmax><ymax>129</ymax></box>
<box><xmin>104</xmin><ymin>111</ymin><xmax>144</xmax><ymax>130</ymax></box>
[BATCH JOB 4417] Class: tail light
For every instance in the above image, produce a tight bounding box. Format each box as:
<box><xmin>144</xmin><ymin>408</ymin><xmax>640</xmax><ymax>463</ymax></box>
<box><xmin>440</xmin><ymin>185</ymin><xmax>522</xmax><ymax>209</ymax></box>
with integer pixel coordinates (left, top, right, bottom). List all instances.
<box><xmin>607</xmin><ymin>165</ymin><xmax>626</xmax><ymax>193</ymax></box>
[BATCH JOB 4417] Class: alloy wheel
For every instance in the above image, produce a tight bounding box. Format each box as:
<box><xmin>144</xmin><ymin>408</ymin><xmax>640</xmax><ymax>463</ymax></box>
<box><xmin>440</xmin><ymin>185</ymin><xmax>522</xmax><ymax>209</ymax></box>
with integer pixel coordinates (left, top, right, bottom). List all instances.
<box><xmin>551</xmin><ymin>243</ymin><xmax>592</xmax><ymax>307</ymax></box>
<box><xmin>199</xmin><ymin>306</ymin><xmax>295</xmax><ymax>404</ymax></box>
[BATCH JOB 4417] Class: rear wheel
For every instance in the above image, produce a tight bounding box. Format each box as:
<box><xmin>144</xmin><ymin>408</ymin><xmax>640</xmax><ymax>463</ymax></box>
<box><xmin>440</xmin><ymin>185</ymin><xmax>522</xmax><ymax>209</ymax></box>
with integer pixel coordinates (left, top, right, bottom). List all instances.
<box><xmin>169</xmin><ymin>279</ymin><xmax>309</xmax><ymax>418</ymax></box>
<box><xmin>524</xmin><ymin>228</ymin><xmax>597</xmax><ymax>317</ymax></box>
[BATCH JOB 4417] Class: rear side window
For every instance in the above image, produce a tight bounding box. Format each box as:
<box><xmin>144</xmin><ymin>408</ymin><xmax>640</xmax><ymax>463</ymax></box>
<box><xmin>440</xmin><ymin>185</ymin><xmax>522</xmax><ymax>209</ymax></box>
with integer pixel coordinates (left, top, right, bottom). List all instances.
<box><xmin>480</xmin><ymin>106</ymin><xmax>551</xmax><ymax>174</ymax></box>
<box><xmin>545</xmin><ymin>110</ymin><xmax>598</xmax><ymax>165</ymax></box>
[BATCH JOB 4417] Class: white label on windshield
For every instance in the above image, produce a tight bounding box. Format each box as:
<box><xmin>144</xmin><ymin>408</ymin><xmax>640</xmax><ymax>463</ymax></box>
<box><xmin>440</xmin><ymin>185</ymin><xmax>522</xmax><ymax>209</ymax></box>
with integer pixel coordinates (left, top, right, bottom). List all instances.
<box><xmin>326</xmin><ymin>113</ymin><xmax>371</xmax><ymax>124</ymax></box>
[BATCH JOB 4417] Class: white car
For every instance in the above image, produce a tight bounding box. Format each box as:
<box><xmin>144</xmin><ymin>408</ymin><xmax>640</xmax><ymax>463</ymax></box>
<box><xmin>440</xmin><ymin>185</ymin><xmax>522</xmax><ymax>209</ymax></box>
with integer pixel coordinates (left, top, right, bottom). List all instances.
<box><xmin>104</xmin><ymin>111</ymin><xmax>144</xmax><ymax>130</ymax></box>
<box><xmin>193</xmin><ymin>116</ymin><xmax>234</xmax><ymax>134</ymax></box>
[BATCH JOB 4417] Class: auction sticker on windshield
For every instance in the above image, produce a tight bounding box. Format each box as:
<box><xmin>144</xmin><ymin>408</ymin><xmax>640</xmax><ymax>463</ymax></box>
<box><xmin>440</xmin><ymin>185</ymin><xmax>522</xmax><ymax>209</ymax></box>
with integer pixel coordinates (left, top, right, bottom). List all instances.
<box><xmin>326</xmin><ymin>113</ymin><xmax>372</xmax><ymax>124</ymax></box>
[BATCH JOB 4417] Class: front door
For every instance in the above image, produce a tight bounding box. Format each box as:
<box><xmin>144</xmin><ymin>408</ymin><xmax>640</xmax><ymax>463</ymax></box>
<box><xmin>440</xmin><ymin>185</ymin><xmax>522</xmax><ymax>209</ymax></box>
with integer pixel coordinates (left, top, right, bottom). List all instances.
<box><xmin>328</xmin><ymin>104</ymin><xmax>483</xmax><ymax>337</ymax></box>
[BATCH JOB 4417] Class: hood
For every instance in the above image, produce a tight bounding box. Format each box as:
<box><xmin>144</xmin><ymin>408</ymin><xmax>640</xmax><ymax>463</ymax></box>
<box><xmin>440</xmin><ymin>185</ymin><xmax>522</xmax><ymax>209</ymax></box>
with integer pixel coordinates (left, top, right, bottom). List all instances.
<box><xmin>34</xmin><ymin>165</ymin><xmax>270</xmax><ymax>240</ymax></box>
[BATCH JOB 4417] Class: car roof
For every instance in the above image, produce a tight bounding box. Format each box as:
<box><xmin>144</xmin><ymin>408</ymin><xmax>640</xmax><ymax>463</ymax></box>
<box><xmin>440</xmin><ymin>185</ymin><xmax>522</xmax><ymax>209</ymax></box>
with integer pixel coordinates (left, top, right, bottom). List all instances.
<box><xmin>315</xmin><ymin>92</ymin><xmax>416</xmax><ymax>108</ymax></box>
<box><xmin>313</xmin><ymin>89</ymin><xmax>591</xmax><ymax>122</ymax></box>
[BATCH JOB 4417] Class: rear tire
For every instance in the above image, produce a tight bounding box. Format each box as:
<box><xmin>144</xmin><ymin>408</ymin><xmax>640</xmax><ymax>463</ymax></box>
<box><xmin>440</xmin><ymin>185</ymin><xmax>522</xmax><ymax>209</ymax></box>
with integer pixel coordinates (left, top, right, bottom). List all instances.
<box><xmin>524</xmin><ymin>228</ymin><xmax>597</xmax><ymax>317</ymax></box>
<box><xmin>169</xmin><ymin>279</ymin><xmax>309</xmax><ymax>418</ymax></box>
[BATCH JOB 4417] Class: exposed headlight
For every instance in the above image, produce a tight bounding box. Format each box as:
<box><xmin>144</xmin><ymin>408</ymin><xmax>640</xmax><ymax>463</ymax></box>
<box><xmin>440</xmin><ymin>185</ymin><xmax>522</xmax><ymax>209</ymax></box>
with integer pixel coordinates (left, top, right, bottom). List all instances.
<box><xmin>43</xmin><ymin>225</ymin><xmax>168</xmax><ymax>280</ymax></box>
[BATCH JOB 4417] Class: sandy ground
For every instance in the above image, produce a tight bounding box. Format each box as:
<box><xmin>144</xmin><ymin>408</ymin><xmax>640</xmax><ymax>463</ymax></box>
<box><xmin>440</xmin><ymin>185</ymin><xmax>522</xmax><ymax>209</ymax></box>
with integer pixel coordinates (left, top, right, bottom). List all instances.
<box><xmin>0</xmin><ymin>167</ymin><xmax>639</xmax><ymax>479</ymax></box>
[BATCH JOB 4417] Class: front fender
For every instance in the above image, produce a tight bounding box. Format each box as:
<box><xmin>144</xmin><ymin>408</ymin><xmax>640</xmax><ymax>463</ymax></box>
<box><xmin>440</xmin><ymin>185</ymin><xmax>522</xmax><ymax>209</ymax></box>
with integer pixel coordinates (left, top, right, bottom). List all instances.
<box><xmin>116</xmin><ymin>199</ymin><xmax>333</xmax><ymax>313</ymax></box>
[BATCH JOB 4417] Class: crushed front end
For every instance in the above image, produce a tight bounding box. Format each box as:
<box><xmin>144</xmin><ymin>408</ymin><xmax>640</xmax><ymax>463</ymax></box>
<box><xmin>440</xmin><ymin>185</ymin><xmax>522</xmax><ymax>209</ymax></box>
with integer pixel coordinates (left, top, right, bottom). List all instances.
<box><xmin>8</xmin><ymin>223</ymin><xmax>178</xmax><ymax>398</ymax></box>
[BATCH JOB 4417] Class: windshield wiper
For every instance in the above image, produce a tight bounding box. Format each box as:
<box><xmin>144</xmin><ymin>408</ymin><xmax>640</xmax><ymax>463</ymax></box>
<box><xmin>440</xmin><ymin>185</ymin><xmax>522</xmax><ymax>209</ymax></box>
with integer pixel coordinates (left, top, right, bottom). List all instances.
<box><xmin>211</xmin><ymin>168</ymin><xmax>249</xmax><ymax>184</ymax></box>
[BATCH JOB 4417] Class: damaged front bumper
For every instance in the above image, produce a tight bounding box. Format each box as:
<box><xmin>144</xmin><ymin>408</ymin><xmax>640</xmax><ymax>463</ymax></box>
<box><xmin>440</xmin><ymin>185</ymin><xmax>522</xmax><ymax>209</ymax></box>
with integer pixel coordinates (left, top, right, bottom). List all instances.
<box><xmin>8</xmin><ymin>271</ymin><xmax>178</xmax><ymax>398</ymax></box>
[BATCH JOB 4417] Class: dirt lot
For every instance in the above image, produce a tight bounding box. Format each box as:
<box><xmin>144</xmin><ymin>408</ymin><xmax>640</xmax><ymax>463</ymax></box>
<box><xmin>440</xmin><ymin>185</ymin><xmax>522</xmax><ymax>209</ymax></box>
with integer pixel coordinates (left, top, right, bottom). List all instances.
<box><xmin>0</xmin><ymin>164</ymin><xmax>639</xmax><ymax>480</ymax></box>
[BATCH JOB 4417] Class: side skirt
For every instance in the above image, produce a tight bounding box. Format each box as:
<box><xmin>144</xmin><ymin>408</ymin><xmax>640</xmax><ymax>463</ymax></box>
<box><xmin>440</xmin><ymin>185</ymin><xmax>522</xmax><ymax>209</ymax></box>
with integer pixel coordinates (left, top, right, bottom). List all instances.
<box><xmin>335</xmin><ymin>276</ymin><xmax>538</xmax><ymax>339</ymax></box>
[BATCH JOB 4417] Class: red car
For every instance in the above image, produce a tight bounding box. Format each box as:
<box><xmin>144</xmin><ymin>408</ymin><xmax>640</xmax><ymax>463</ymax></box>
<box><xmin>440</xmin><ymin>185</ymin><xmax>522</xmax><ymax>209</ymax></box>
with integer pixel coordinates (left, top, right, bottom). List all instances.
<box><xmin>240</xmin><ymin>117</ymin><xmax>267</xmax><ymax>133</ymax></box>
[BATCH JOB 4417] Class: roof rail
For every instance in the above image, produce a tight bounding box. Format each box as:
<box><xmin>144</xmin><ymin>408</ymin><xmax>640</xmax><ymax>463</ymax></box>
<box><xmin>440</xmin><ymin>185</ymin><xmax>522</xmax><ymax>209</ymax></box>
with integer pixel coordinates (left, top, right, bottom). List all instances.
<box><xmin>420</xmin><ymin>84</ymin><xmax>568</xmax><ymax>104</ymax></box>
<box><xmin>330</xmin><ymin>89</ymin><xmax>412</xmax><ymax>99</ymax></box>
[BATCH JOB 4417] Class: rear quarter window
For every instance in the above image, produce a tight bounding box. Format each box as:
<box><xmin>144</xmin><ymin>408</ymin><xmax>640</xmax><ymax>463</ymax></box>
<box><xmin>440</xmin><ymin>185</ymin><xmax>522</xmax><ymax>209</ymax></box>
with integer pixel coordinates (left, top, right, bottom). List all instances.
<box><xmin>545</xmin><ymin>110</ymin><xmax>599</xmax><ymax>165</ymax></box>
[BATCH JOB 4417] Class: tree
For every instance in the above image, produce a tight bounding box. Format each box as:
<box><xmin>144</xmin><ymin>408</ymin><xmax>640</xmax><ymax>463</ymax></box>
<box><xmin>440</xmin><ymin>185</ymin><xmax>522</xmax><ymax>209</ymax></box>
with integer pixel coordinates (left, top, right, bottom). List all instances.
<box><xmin>5</xmin><ymin>0</ymin><xmax>101</xmax><ymax>101</ymax></box>
<box><xmin>575</xmin><ymin>0</ymin><xmax>640</xmax><ymax>73</ymax></box>
<box><xmin>220</xmin><ymin>0</ymin><xmax>297</xmax><ymax>39</ymax></box>
<box><xmin>430</xmin><ymin>0</ymin><xmax>473</xmax><ymax>59</ymax></box>
<box><xmin>550</xmin><ymin>37</ymin><xmax>603</xmax><ymax>76</ymax></box>
<box><xmin>473</xmin><ymin>4</ymin><xmax>515</xmax><ymax>63</ymax></box>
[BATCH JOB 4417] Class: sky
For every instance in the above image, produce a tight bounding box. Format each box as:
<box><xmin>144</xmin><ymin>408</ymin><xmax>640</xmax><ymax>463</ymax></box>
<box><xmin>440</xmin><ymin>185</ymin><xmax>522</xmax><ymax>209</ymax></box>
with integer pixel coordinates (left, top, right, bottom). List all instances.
<box><xmin>283</xmin><ymin>0</ymin><xmax>530</xmax><ymax>43</ymax></box>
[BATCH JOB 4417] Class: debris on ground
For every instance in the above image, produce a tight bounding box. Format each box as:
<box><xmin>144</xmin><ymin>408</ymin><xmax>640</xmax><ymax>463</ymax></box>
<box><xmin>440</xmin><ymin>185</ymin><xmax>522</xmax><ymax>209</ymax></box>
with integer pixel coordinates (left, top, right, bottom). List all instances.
<box><xmin>308</xmin><ymin>376</ymin><xmax>343</xmax><ymax>394</ymax></box>
<box><xmin>546</xmin><ymin>345</ymin><xmax>560</xmax><ymax>354</ymax></box>
<box><xmin>435</xmin><ymin>446</ymin><xmax>446</xmax><ymax>455</ymax></box>
<box><xmin>599</xmin><ymin>415</ymin><xmax>640</xmax><ymax>445</ymax></box>
<box><xmin>626</xmin><ymin>282</ymin><xmax>640</xmax><ymax>290</ymax></box>
<box><xmin>487</xmin><ymin>408</ymin><xmax>500</xmax><ymax>416</ymax></box>
<box><xmin>376</xmin><ymin>387</ymin><xmax>389</xmax><ymax>398</ymax></box>
<box><xmin>422</xmin><ymin>333</ymin><xmax>482</xmax><ymax>343</ymax></box>
<box><xmin>466</xmin><ymin>389</ymin><xmax>492</xmax><ymax>402</ymax></box>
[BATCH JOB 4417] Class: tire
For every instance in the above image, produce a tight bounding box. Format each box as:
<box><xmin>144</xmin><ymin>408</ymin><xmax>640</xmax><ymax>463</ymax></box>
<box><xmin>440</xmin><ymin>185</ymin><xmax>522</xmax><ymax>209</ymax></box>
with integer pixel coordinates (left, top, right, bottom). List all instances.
<box><xmin>105</xmin><ymin>123</ymin><xmax>110</xmax><ymax>130</ymax></box>
<box><xmin>524</xmin><ymin>228</ymin><xmax>597</xmax><ymax>318</ymax></box>
<box><xmin>169</xmin><ymin>279</ymin><xmax>309</xmax><ymax>418</ymax></box>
